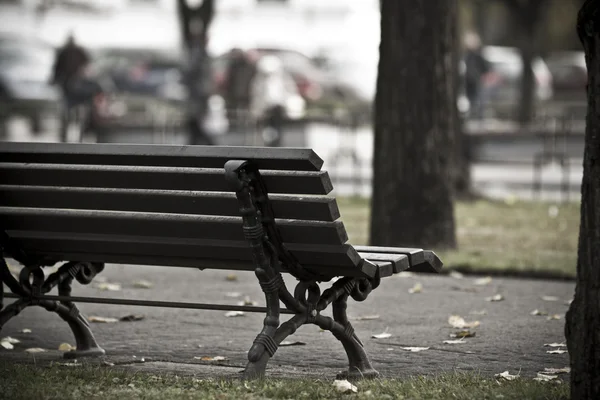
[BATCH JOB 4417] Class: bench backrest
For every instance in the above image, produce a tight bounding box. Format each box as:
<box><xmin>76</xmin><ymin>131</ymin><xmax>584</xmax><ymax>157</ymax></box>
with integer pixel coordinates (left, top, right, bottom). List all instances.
<box><xmin>0</xmin><ymin>142</ymin><xmax>369</xmax><ymax>278</ymax></box>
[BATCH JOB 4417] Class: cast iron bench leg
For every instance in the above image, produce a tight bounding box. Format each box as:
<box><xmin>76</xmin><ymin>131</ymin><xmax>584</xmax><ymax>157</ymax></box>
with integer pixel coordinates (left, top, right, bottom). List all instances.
<box><xmin>0</xmin><ymin>258</ymin><xmax>105</xmax><ymax>358</ymax></box>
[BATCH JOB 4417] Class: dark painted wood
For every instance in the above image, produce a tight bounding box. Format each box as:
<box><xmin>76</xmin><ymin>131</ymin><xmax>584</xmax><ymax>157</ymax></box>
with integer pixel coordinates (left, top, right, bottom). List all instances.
<box><xmin>358</xmin><ymin>253</ymin><xmax>409</xmax><ymax>273</ymax></box>
<box><xmin>0</xmin><ymin>142</ymin><xmax>323</xmax><ymax>171</ymax></box>
<box><xmin>0</xmin><ymin>207</ymin><xmax>348</xmax><ymax>245</ymax></box>
<box><xmin>354</xmin><ymin>246</ymin><xmax>425</xmax><ymax>266</ymax></box>
<box><xmin>371</xmin><ymin>261</ymin><xmax>394</xmax><ymax>278</ymax></box>
<box><xmin>0</xmin><ymin>186</ymin><xmax>340</xmax><ymax>222</ymax></box>
<box><xmin>0</xmin><ymin>163</ymin><xmax>333</xmax><ymax>195</ymax></box>
<box><xmin>6</xmin><ymin>232</ymin><xmax>371</xmax><ymax>278</ymax></box>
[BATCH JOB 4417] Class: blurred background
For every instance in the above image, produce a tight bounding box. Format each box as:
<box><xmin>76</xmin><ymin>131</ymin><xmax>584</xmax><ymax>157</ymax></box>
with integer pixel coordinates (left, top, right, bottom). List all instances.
<box><xmin>0</xmin><ymin>0</ymin><xmax>586</xmax><ymax>204</ymax></box>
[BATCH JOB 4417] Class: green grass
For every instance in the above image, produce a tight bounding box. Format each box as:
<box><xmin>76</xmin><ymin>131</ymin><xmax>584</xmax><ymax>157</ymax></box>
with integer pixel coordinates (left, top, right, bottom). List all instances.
<box><xmin>0</xmin><ymin>363</ymin><xmax>568</xmax><ymax>400</ymax></box>
<box><xmin>337</xmin><ymin>197</ymin><xmax>580</xmax><ymax>278</ymax></box>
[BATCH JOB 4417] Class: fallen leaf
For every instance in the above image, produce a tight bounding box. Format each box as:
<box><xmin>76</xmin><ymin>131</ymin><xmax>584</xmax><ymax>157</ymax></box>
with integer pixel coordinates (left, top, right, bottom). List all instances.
<box><xmin>103</xmin><ymin>361</ymin><xmax>115</xmax><ymax>367</ymax></box>
<box><xmin>448</xmin><ymin>315</ymin><xmax>480</xmax><ymax>329</ymax></box>
<box><xmin>224</xmin><ymin>311</ymin><xmax>245</xmax><ymax>318</ymax></box>
<box><xmin>450</xmin><ymin>330</ymin><xmax>476</xmax><ymax>339</ymax></box>
<box><xmin>88</xmin><ymin>316</ymin><xmax>119</xmax><ymax>323</ymax></box>
<box><xmin>544</xmin><ymin>343</ymin><xmax>566</xmax><ymax>347</ymax></box>
<box><xmin>531</xmin><ymin>309</ymin><xmax>548</xmax><ymax>316</ymax></box>
<box><xmin>1</xmin><ymin>337</ymin><xmax>20</xmax><ymax>344</ymax></box>
<box><xmin>469</xmin><ymin>310</ymin><xmax>487</xmax><ymax>315</ymax></box>
<box><xmin>0</xmin><ymin>341</ymin><xmax>14</xmax><ymax>350</ymax></box>
<box><xmin>333</xmin><ymin>379</ymin><xmax>358</xmax><ymax>394</ymax></box>
<box><xmin>237</xmin><ymin>297</ymin><xmax>258</xmax><ymax>306</ymax></box>
<box><xmin>20</xmin><ymin>329</ymin><xmax>32</xmax><ymax>334</ymax></box>
<box><xmin>396</xmin><ymin>271</ymin><xmax>415</xmax><ymax>278</ymax></box>
<box><xmin>280</xmin><ymin>341</ymin><xmax>307</xmax><ymax>347</ymax></box>
<box><xmin>132</xmin><ymin>280</ymin><xmax>153</xmax><ymax>289</ymax></box>
<box><xmin>58</xmin><ymin>343</ymin><xmax>75</xmax><ymax>352</ymax></box>
<box><xmin>408</xmin><ymin>282</ymin><xmax>423</xmax><ymax>294</ymax></box>
<box><xmin>400</xmin><ymin>347</ymin><xmax>430</xmax><ymax>352</ymax></box>
<box><xmin>443</xmin><ymin>339</ymin><xmax>467</xmax><ymax>344</ymax></box>
<box><xmin>542</xmin><ymin>367</ymin><xmax>570</xmax><ymax>374</ymax></box>
<box><xmin>225</xmin><ymin>273</ymin><xmax>238</xmax><ymax>282</ymax></box>
<box><xmin>120</xmin><ymin>314</ymin><xmax>145</xmax><ymax>322</ymax></box>
<box><xmin>449</xmin><ymin>271</ymin><xmax>464</xmax><ymax>279</ymax></box>
<box><xmin>495</xmin><ymin>371</ymin><xmax>519</xmax><ymax>381</ymax></box>
<box><xmin>371</xmin><ymin>332</ymin><xmax>392</xmax><ymax>339</ymax></box>
<box><xmin>547</xmin><ymin>349</ymin><xmax>568</xmax><ymax>354</ymax></box>
<box><xmin>353</xmin><ymin>315</ymin><xmax>380</xmax><ymax>321</ymax></box>
<box><xmin>194</xmin><ymin>356</ymin><xmax>227</xmax><ymax>361</ymax></box>
<box><xmin>24</xmin><ymin>348</ymin><xmax>46</xmax><ymax>353</ymax></box>
<box><xmin>541</xmin><ymin>296</ymin><xmax>560</xmax><ymax>302</ymax></box>
<box><xmin>224</xmin><ymin>292</ymin><xmax>242</xmax><ymax>298</ymax></box>
<box><xmin>485</xmin><ymin>294</ymin><xmax>504</xmax><ymax>302</ymax></box>
<box><xmin>534</xmin><ymin>373</ymin><xmax>559</xmax><ymax>382</ymax></box>
<box><xmin>96</xmin><ymin>282</ymin><xmax>121</xmax><ymax>292</ymax></box>
<box><xmin>547</xmin><ymin>314</ymin><xmax>562</xmax><ymax>321</ymax></box>
<box><xmin>474</xmin><ymin>277</ymin><xmax>492</xmax><ymax>286</ymax></box>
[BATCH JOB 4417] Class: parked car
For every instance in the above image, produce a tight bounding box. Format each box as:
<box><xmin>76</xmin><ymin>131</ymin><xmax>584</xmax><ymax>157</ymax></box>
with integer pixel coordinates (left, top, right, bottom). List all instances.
<box><xmin>83</xmin><ymin>48</ymin><xmax>187</xmax><ymax>141</ymax></box>
<box><xmin>213</xmin><ymin>47</ymin><xmax>369</xmax><ymax>124</ymax></box>
<box><xmin>478</xmin><ymin>46</ymin><xmax>553</xmax><ymax>119</ymax></box>
<box><xmin>0</xmin><ymin>32</ymin><xmax>60</xmax><ymax>135</ymax></box>
<box><xmin>545</xmin><ymin>51</ymin><xmax>587</xmax><ymax>102</ymax></box>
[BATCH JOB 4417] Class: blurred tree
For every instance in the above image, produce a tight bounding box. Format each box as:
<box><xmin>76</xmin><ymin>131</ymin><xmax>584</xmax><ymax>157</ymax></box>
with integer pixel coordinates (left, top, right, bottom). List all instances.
<box><xmin>177</xmin><ymin>0</ymin><xmax>214</xmax><ymax>145</ymax></box>
<box><xmin>565</xmin><ymin>1</ymin><xmax>600</xmax><ymax>398</ymax></box>
<box><xmin>369</xmin><ymin>0</ymin><xmax>458</xmax><ymax>249</ymax></box>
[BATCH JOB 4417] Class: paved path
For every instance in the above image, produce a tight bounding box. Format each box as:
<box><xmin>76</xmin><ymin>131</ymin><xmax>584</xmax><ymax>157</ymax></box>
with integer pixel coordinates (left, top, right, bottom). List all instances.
<box><xmin>1</xmin><ymin>265</ymin><xmax>574</xmax><ymax>380</ymax></box>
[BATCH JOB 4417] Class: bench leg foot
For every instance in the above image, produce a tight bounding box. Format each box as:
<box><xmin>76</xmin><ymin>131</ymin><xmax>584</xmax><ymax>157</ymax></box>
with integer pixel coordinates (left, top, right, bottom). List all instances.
<box><xmin>54</xmin><ymin>303</ymin><xmax>106</xmax><ymax>359</ymax></box>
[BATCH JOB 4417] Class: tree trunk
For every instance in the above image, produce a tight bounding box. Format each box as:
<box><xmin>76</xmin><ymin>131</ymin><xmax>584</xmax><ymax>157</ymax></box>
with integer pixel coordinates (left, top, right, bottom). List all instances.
<box><xmin>369</xmin><ymin>0</ymin><xmax>457</xmax><ymax>249</ymax></box>
<box><xmin>565</xmin><ymin>1</ymin><xmax>600</xmax><ymax>399</ymax></box>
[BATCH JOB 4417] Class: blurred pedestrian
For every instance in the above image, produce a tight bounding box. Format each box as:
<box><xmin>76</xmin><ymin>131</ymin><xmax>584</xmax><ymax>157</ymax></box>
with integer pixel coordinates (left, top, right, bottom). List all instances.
<box><xmin>463</xmin><ymin>32</ymin><xmax>491</xmax><ymax>120</ymax></box>
<box><xmin>224</xmin><ymin>48</ymin><xmax>257</xmax><ymax>132</ymax></box>
<box><xmin>250</xmin><ymin>55</ymin><xmax>298</xmax><ymax>147</ymax></box>
<box><xmin>51</xmin><ymin>33</ymin><xmax>91</xmax><ymax>141</ymax></box>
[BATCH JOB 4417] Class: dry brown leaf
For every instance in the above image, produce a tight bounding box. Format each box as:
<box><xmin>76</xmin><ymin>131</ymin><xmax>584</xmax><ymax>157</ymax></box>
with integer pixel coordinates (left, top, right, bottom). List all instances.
<box><xmin>20</xmin><ymin>329</ymin><xmax>32</xmax><ymax>334</ymax></box>
<box><xmin>120</xmin><ymin>314</ymin><xmax>145</xmax><ymax>322</ymax></box>
<box><xmin>1</xmin><ymin>337</ymin><xmax>19</xmax><ymax>344</ymax></box>
<box><xmin>194</xmin><ymin>356</ymin><xmax>227</xmax><ymax>361</ymax></box>
<box><xmin>88</xmin><ymin>316</ymin><xmax>119</xmax><ymax>323</ymax></box>
<box><xmin>448</xmin><ymin>315</ymin><xmax>480</xmax><ymax>329</ymax></box>
<box><xmin>58</xmin><ymin>343</ymin><xmax>76</xmax><ymax>352</ymax></box>
<box><xmin>534</xmin><ymin>373</ymin><xmax>559</xmax><ymax>382</ymax></box>
<box><xmin>474</xmin><ymin>277</ymin><xmax>492</xmax><ymax>286</ymax></box>
<box><xmin>495</xmin><ymin>371</ymin><xmax>519</xmax><ymax>381</ymax></box>
<box><xmin>224</xmin><ymin>311</ymin><xmax>245</xmax><ymax>318</ymax></box>
<box><xmin>353</xmin><ymin>315</ymin><xmax>380</xmax><ymax>321</ymax></box>
<box><xmin>546</xmin><ymin>314</ymin><xmax>562</xmax><ymax>321</ymax></box>
<box><xmin>400</xmin><ymin>346</ymin><xmax>429</xmax><ymax>352</ymax></box>
<box><xmin>371</xmin><ymin>332</ymin><xmax>392</xmax><ymax>339</ymax></box>
<box><xmin>547</xmin><ymin>349</ymin><xmax>568</xmax><ymax>354</ymax></box>
<box><xmin>0</xmin><ymin>341</ymin><xmax>14</xmax><ymax>350</ymax></box>
<box><xmin>408</xmin><ymin>282</ymin><xmax>423</xmax><ymax>294</ymax></box>
<box><xmin>280</xmin><ymin>341</ymin><xmax>307</xmax><ymax>347</ymax></box>
<box><xmin>450</xmin><ymin>330</ymin><xmax>476</xmax><ymax>339</ymax></box>
<box><xmin>96</xmin><ymin>282</ymin><xmax>121</xmax><ymax>292</ymax></box>
<box><xmin>225</xmin><ymin>273</ymin><xmax>238</xmax><ymax>282</ymax></box>
<box><xmin>542</xmin><ymin>367</ymin><xmax>570</xmax><ymax>374</ymax></box>
<box><xmin>531</xmin><ymin>309</ymin><xmax>548</xmax><ymax>316</ymax></box>
<box><xmin>132</xmin><ymin>280</ymin><xmax>153</xmax><ymax>289</ymax></box>
<box><xmin>541</xmin><ymin>295</ymin><xmax>560</xmax><ymax>302</ymax></box>
<box><xmin>544</xmin><ymin>343</ymin><xmax>566</xmax><ymax>347</ymax></box>
<box><xmin>443</xmin><ymin>339</ymin><xmax>466</xmax><ymax>344</ymax></box>
<box><xmin>333</xmin><ymin>379</ymin><xmax>358</xmax><ymax>393</ymax></box>
<box><xmin>24</xmin><ymin>348</ymin><xmax>46</xmax><ymax>353</ymax></box>
<box><xmin>237</xmin><ymin>297</ymin><xmax>258</xmax><ymax>306</ymax></box>
<box><xmin>485</xmin><ymin>294</ymin><xmax>504</xmax><ymax>302</ymax></box>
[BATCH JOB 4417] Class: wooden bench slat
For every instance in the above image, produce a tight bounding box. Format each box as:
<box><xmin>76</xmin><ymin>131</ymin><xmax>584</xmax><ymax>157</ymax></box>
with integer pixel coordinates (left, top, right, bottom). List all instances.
<box><xmin>0</xmin><ymin>163</ymin><xmax>333</xmax><ymax>195</ymax></box>
<box><xmin>7</xmin><ymin>232</ymin><xmax>372</xmax><ymax>278</ymax></box>
<box><xmin>370</xmin><ymin>261</ymin><xmax>394</xmax><ymax>278</ymax></box>
<box><xmin>358</xmin><ymin>253</ymin><xmax>410</xmax><ymax>274</ymax></box>
<box><xmin>0</xmin><ymin>186</ymin><xmax>340</xmax><ymax>222</ymax></box>
<box><xmin>354</xmin><ymin>246</ymin><xmax>442</xmax><ymax>273</ymax></box>
<box><xmin>0</xmin><ymin>142</ymin><xmax>323</xmax><ymax>171</ymax></box>
<box><xmin>0</xmin><ymin>207</ymin><xmax>348</xmax><ymax>245</ymax></box>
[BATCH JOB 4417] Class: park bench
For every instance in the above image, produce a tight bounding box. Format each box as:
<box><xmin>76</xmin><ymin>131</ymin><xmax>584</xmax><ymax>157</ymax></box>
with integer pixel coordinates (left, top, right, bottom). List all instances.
<box><xmin>0</xmin><ymin>142</ymin><xmax>442</xmax><ymax>379</ymax></box>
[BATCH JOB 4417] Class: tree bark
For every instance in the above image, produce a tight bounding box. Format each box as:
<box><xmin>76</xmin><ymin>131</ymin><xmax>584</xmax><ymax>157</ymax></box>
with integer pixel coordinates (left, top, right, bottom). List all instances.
<box><xmin>565</xmin><ymin>1</ymin><xmax>600</xmax><ymax>399</ymax></box>
<box><xmin>369</xmin><ymin>0</ymin><xmax>457</xmax><ymax>249</ymax></box>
